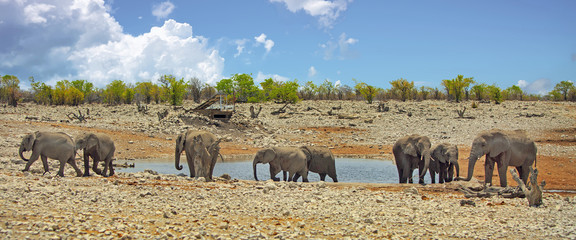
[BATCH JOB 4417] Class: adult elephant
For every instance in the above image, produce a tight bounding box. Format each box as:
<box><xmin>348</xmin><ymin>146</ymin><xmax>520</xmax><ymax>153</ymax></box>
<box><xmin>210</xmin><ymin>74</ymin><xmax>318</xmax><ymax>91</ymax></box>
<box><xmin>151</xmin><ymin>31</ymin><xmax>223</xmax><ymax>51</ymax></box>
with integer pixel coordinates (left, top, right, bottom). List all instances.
<box><xmin>175</xmin><ymin>130</ymin><xmax>218</xmax><ymax>178</ymax></box>
<box><xmin>75</xmin><ymin>132</ymin><xmax>116</xmax><ymax>177</ymax></box>
<box><xmin>19</xmin><ymin>131</ymin><xmax>83</xmax><ymax>177</ymax></box>
<box><xmin>456</xmin><ymin>129</ymin><xmax>537</xmax><ymax>187</ymax></box>
<box><xmin>253</xmin><ymin>147</ymin><xmax>309</xmax><ymax>182</ymax></box>
<box><xmin>296</xmin><ymin>146</ymin><xmax>338</xmax><ymax>182</ymax></box>
<box><xmin>393</xmin><ymin>134</ymin><xmax>431</xmax><ymax>184</ymax></box>
<box><xmin>190</xmin><ymin>136</ymin><xmax>222</xmax><ymax>181</ymax></box>
<box><xmin>429</xmin><ymin>143</ymin><xmax>459</xmax><ymax>183</ymax></box>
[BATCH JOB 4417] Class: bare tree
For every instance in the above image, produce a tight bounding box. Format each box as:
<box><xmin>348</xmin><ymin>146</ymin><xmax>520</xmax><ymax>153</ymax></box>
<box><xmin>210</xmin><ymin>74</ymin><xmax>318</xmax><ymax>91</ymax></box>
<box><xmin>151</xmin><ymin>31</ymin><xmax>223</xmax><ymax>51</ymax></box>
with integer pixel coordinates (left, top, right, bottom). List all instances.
<box><xmin>188</xmin><ymin>77</ymin><xmax>203</xmax><ymax>103</ymax></box>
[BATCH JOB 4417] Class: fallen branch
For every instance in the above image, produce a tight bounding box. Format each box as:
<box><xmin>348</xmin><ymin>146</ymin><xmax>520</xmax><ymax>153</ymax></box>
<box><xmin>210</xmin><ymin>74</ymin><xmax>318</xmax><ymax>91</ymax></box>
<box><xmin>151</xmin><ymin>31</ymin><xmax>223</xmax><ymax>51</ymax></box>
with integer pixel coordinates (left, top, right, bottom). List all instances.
<box><xmin>157</xmin><ymin>109</ymin><xmax>169</xmax><ymax>121</ymax></box>
<box><xmin>271</xmin><ymin>103</ymin><xmax>290</xmax><ymax>115</ymax></box>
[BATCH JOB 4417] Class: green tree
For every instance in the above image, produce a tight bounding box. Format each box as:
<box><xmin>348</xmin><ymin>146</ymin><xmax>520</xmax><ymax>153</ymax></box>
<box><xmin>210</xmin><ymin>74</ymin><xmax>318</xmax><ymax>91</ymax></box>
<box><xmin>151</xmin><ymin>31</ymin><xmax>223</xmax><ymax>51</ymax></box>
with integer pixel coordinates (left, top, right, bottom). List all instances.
<box><xmin>503</xmin><ymin>85</ymin><xmax>523</xmax><ymax>100</ymax></box>
<box><xmin>552</xmin><ymin>81</ymin><xmax>575</xmax><ymax>101</ymax></box>
<box><xmin>123</xmin><ymin>85</ymin><xmax>135</xmax><ymax>104</ymax></box>
<box><xmin>104</xmin><ymin>80</ymin><xmax>127</xmax><ymax>105</ymax></box>
<box><xmin>30</xmin><ymin>77</ymin><xmax>52</xmax><ymax>105</ymax></box>
<box><xmin>354</xmin><ymin>80</ymin><xmax>378</xmax><ymax>104</ymax></box>
<box><xmin>389</xmin><ymin>78</ymin><xmax>414</xmax><ymax>101</ymax></box>
<box><xmin>215</xmin><ymin>78</ymin><xmax>234</xmax><ymax>96</ymax></box>
<box><xmin>317</xmin><ymin>79</ymin><xmax>334</xmax><ymax>100</ymax></box>
<box><xmin>470</xmin><ymin>83</ymin><xmax>488</xmax><ymax>101</ymax></box>
<box><xmin>135</xmin><ymin>81</ymin><xmax>156</xmax><ymax>104</ymax></box>
<box><xmin>299</xmin><ymin>81</ymin><xmax>318</xmax><ymax>100</ymax></box>
<box><xmin>487</xmin><ymin>84</ymin><xmax>502</xmax><ymax>104</ymax></box>
<box><xmin>441</xmin><ymin>75</ymin><xmax>475</xmax><ymax>102</ymax></box>
<box><xmin>1</xmin><ymin>75</ymin><xmax>21</xmax><ymax>107</ymax></box>
<box><xmin>159</xmin><ymin>74</ymin><xmax>188</xmax><ymax>106</ymax></box>
<box><xmin>71</xmin><ymin>80</ymin><xmax>93</xmax><ymax>102</ymax></box>
<box><xmin>52</xmin><ymin>80</ymin><xmax>84</xmax><ymax>106</ymax></box>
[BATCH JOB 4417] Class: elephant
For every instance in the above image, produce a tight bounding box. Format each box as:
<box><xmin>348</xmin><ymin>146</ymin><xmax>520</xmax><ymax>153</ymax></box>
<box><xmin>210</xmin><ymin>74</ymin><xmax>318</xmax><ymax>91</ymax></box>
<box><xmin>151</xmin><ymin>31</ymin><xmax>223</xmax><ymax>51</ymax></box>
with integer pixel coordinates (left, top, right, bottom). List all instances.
<box><xmin>190</xmin><ymin>136</ymin><xmax>222</xmax><ymax>181</ymax></box>
<box><xmin>289</xmin><ymin>146</ymin><xmax>338</xmax><ymax>182</ymax></box>
<box><xmin>392</xmin><ymin>134</ymin><xmax>431</xmax><ymax>184</ymax></box>
<box><xmin>429</xmin><ymin>143</ymin><xmax>460</xmax><ymax>183</ymax></box>
<box><xmin>456</xmin><ymin>129</ymin><xmax>537</xmax><ymax>187</ymax></box>
<box><xmin>253</xmin><ymin>147</ymin><xmax>309</xmax><ymax>182</ymax></box>
<box><xmin>75</xmin><ymin>132</ymin><xmax>116</xmax><ymax>177</ymax></box>
<box><xmin>175</xmin><ymin>130</ymin><xmax>218</xmax><ymax>178</ymax></box>
<box><xmin>19</xmin><ymin>131</ymin><xmax>83</xmax><ymax>177</ymax></box>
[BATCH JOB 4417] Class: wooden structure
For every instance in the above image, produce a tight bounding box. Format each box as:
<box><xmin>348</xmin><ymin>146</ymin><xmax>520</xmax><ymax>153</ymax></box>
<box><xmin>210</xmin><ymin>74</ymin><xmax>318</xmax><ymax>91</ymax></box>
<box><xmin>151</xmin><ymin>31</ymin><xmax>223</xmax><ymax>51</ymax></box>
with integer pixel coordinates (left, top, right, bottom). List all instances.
<box><xmin>192</xmin><ymin>93</ymin><xmax>234</xmax><ymax>121</ymax></box>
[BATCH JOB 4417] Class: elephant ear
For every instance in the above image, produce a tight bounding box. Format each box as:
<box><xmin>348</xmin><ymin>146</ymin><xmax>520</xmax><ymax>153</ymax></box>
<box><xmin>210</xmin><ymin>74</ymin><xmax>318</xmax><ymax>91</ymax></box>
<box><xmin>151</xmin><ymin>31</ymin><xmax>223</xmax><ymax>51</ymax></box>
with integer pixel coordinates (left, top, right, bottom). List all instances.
<box><xmin>26</xmin><ymin>132</ymin><xmax>38</xmax><ymax>150</ymax></box>
<box><xmin>431</xmin><ymin>145</ymin><xmax>446</xmax><ymax>163</ymax></box>
<box><xmin>488</xmin><ymin>132</ymin><xmax>510</xmax><ymax>158</ymax></box>
<box><xmin>262</xmin><ymin>148</ymin><xmax>277</xmax><ymax>163</ymax></box>
<box><xmin>177</xmin><ymin>131</ymin><xmax>188</xmax><ymax>153</ymax></box>
<box><xmin>403</xmin><ymin>142</ymin><xmax>418</xmax><ymax>157</ymax></box>
<box><xmin>86</xmin><ymin>133</ymin><xmax>99</xmax><ymax>150</ymax></box>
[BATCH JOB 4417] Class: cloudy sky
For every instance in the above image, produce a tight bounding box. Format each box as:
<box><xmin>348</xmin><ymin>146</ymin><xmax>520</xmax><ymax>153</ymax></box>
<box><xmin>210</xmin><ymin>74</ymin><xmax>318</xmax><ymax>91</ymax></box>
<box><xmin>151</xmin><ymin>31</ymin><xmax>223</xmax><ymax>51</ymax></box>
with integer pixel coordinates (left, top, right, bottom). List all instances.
<box><xmin>1</xmin><ymin>0</ymin><xmax>575</xmax><ymax>94</ymax></box>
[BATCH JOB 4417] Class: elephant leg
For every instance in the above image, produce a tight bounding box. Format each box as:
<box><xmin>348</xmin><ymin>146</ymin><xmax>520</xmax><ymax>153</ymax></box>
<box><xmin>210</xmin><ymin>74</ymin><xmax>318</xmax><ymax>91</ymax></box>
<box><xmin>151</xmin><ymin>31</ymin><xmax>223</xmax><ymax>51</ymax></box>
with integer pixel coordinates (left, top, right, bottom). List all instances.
<box><xmin>91</xmin><ymin>152</ymin><xmax>102</xmax><ymax>175</ymax></box>
<box><xmin>396</xmin><ymin>166</ymin><xmax>405</xmax><ymax>183</ymax></box>
<box><xmin>439</xmin><ymin>166</ymin><xmax>446</xmax><ymax>184</ymax></box>
<box><xmin>186</xmin><ymin>151</ymin><xmax>195</xmax><ymax>178</ymax></box>
<box><xmin>496</xmin><ymin>155</ymin><xmax>509</xmax><ymax>187</ymax></box>
<box><xmin>68</xmin><ymin>157</ymin><xmax>83</xmax><ymax>177</ymax></box>
<box><xmin>319</xmin><ymin>173</ymin><xmax>327</xmax><ymax>181</ymax></box>
<box><xmin>57</xmin><ymin>159</ymin><xmax>67</xmax><ymax>177</ymax></box>
<box><xmin>288</xmin><ymin>172</ymin><xmax>296</xmax><ymax>182</ymax></box>
<box><xmin>270</xmin><ymin>165</ymin><xmax>281</xmax><ymax>181</ymax></box>
<box><xmin>41</xmin><ymin>155</ymin><xmax>50</xmax><ymax>174</ymax></box>
<box><xmin>108</xmin><ymin>157</ymin><xmax>115</xmax><ymax>177</ymax></box>
<box><xmin>517</xmin><ymin>166</ymin><xmax>530</xmax><ymax>185</ymax></box>
<box><xmin>300</xmin><ymin>171</ymin><xmax>309</xmax><ymax>182</ymax></box>
<box><xmin>101</xmin><ymin>159</ymin><xmax>109</xmax><ymax>177</ymax></box>
<box><xmin>83</xmin><ymin>152</ymin><xmax>91</xmax><ymax>177</ymax></box>
<box><xmin>330</xmin><ymin>175</ymin><xmax>338</xmax><ymax>183</ymax></box>
<box><xmin>283</xmin><ymin>171</ymin><xmax>287</xmax><ymax>181</ymax></box>
<box><xmin>23</xmin><ymin>151</ymin><xmax>40</xmax><ymax>171</ymax></box>
<box><xmin>484</xmin><ymin>157</ymin><xmax>495</xmax><ymax>186</ymax></box>
<box><xmin>292</xmin><ymin>173</ymin><xmax>301</xmax><ymax>182</ymax></box>
<box><xmin>429</xmin><ymin>170</ymin><xmax>436</xmax><ymax>184</ymax></box>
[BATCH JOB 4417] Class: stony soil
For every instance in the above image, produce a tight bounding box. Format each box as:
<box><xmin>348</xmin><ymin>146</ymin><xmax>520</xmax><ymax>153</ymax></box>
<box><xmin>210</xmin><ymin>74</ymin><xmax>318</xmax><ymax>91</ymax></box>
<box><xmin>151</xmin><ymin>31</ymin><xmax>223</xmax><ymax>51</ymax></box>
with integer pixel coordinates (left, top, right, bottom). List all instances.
<box><xmin>1</xmin><ymin>100</ymin><xmax>576</xmax><ymax>239</ymax></box>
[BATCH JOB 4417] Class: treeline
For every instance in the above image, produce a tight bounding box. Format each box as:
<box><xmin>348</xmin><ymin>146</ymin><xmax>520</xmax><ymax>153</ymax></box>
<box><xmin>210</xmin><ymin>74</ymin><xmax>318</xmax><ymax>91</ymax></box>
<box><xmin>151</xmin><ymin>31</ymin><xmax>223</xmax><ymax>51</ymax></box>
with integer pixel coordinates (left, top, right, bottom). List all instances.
<box><xmin>1</xmin><ymin>73</ymin><xmax>575</xmax><ymax>107</ymax></box>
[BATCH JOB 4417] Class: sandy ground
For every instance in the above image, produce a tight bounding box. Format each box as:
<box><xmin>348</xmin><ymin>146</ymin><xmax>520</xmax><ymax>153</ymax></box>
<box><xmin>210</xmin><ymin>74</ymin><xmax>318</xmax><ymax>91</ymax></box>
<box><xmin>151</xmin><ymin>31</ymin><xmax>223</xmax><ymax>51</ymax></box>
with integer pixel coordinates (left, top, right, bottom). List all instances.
<box><xmin>1</xmin><ymin>100</ymin><xmax>576</xmax><ymax>239</ymax></box>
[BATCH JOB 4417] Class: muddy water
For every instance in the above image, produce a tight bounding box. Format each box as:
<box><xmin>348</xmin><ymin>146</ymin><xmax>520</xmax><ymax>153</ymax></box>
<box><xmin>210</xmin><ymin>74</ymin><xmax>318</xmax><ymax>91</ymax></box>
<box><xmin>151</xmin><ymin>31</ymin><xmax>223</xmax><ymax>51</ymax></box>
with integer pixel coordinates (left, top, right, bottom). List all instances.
<box><xmin>117</xmin><ymin>158</ymin><xmax>434</xmax><ymax>184</ymax></box>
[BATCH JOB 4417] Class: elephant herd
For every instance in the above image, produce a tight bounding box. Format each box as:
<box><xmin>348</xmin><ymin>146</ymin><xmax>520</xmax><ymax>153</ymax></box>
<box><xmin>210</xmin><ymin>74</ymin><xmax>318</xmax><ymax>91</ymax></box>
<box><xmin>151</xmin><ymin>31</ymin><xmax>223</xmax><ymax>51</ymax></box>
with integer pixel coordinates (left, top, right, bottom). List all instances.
<box><xmin>394</xmin><ymin>129</ymin><xmax>537</xmax><ymax>187</ymax></box>
<box><xmin>18</xmin><ymin>128</ymin><xmax>537</xmax><ymax>187</ymax></box>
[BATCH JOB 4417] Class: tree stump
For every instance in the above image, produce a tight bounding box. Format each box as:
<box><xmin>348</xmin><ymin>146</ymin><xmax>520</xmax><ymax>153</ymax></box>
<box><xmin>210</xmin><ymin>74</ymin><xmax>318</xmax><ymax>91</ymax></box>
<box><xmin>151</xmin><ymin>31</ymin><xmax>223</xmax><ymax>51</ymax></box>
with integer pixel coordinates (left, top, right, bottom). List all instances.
<box><xmin>510</xmin><ymin>167</ymin><xmax>545</xmax><ymax>207</ymax></box>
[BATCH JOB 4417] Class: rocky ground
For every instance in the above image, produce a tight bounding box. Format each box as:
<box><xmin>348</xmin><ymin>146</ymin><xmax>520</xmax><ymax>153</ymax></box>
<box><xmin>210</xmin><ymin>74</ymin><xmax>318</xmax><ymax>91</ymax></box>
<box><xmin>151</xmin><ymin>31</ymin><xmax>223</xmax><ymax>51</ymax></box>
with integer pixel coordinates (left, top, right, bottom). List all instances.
<box><xmin>1</xmin><ymin>100</ymin><xmax>576</xmax><ymax>239</ymax></box>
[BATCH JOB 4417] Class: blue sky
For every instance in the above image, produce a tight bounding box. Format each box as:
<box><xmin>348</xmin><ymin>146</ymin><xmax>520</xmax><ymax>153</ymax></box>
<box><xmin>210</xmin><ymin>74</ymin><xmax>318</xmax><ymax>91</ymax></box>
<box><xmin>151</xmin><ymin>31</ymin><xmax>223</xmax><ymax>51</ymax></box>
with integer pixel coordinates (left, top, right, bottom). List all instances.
<box><xmin>1</xmin><ymin>0</ymin><xmax>575</xmax><ymax>94</ymax></box>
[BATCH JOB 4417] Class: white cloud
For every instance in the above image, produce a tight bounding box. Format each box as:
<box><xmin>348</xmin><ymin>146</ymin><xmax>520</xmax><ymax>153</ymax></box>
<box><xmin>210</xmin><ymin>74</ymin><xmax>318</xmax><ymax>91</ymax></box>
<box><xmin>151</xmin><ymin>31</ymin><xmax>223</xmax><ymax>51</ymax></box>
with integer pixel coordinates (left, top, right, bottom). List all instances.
<box><xmin>70</xmin><ymin>19</ymin><xmax>224</xmax><ymax>86</ymax></box>
<box><xmin>0</xmin><ymin>0</ymin><xmax>224</xmax><ymax>87</ymax></box>
<box><xmin>517</xmin><ymin>79</ymin><xmax>552</xmax><ymax>95</ymax></box>
<box><xmin>270</xmin><ymin>0</ymin><xmax>352</xmax><ymax>29</ymax></box>
<box><xmin>234</xmin><ymin>39</ymin><xmax>249</xmax><ymax>58</ymax></box>
<box><xmin>254</xmin><ymin>33</ymin><xmax>275</xmax><ymax>53</ymax></box>
<box><xmin>152</xmin><ymin>1</ymin><xmax>175</xmax><ymax>19</ymax></box>
<box><xmin>254</xmin><ymin>71</ymin><xmax>290</xmax><ymax>84</ymax></box>
<box><xmin>334</xmin><ymin>80</ymin><xmax>341</xmax><ymax>87</ymax></box>
<box><xmin>321</xmin><ymin>32</ymin><xmax>358</xmax><ymax>60</ymax></box>
<box><xmin>23</xmin><ymin>3</ymin><xmax>55</xmax><ymax>24</ymax></box>
<box><xmin>308</xmin><ymin>66</ymin><xmax>317</xmax><ymax>77</ymax></box>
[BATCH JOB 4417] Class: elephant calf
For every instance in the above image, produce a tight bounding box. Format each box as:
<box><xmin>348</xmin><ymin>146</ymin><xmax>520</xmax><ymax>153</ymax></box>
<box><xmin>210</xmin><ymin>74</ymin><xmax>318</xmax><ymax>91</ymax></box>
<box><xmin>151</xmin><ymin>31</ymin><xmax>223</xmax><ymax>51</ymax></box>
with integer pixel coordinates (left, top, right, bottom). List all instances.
<box><xmin>429</xmin><ymin>143</ymin><xmax>460</xmax><ymax>183</ymax></box>
<box><xmin>290</xmin><ymin>146</ymin><xmax>338</xmax><ymax>182</ymax></box>
<box><xmin>75</xmin><ymin>132</ymin><xmax>116</xmax><ymax>177</ymax></box>
<box><xmin>253</xmin><ymin>147</ymin><xmax>309</xmax><ymax>182</ymax></box>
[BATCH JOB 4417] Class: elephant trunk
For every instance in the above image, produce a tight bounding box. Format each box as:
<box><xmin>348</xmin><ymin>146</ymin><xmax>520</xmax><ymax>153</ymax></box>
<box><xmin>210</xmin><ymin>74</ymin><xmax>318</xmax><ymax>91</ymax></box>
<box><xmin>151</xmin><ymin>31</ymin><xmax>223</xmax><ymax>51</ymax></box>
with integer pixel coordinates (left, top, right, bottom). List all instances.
<box><xmin>19</xmin><ymin>145</ymin><xmax>29</xmax><ymax>162</ymax></box>
<box><xmin>253</xmin><ymin>159</ymin><xmax>259</xmax><ymax>181</ymax></box>
<box><xmin>456</xmin><ymin>156</ymin><xmax>477</xmax><ymax>181</ymax></box>
<box><xmin>419</xmin><ymin>149</ymin><xmax>430</xmax><ymax>178</ymax></box>
<box><xmin>455</xmin><ymin>160</ymin><xmax>460</xmax><ymax>178</ymax></box>
<box><xmin>175</xmin><ymin>145</ymin><xmax>183</xmax><ymax>171</ymax></box>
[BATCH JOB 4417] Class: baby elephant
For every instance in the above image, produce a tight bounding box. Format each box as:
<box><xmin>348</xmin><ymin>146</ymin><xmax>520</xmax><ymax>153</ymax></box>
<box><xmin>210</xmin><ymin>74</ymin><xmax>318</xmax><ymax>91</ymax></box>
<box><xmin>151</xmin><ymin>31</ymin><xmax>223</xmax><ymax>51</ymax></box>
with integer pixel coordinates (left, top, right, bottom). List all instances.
<box><xmin>75</xmin><ymin>132</ymin><xmax>116</xmax><ymax>177</ymax></box>
<box><xmin>429</xmin><ymin>143</ymin><xmax>460</xmax><ymax>183</ymax></box>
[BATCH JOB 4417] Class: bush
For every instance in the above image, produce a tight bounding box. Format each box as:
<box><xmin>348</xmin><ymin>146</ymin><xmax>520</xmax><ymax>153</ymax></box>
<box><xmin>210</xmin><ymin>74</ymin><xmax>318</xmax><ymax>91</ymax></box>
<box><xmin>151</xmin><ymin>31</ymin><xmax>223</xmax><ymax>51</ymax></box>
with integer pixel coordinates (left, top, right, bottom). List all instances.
<box><xmin>1</xmin><ymin>75</ymin><xmax>21</xmax><ymax>107</ymax></box>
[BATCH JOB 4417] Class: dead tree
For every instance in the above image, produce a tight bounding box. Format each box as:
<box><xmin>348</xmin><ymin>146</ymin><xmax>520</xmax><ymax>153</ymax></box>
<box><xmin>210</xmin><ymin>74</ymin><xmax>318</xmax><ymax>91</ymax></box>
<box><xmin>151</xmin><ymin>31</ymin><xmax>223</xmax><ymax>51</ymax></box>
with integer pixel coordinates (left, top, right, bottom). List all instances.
<box><xmin>250</xmin><ymin>105</ymin><xmax>262</xmax><ymax>118</ymax></box>
<box><xmin>157</xmin><ymin>109</ymin><xmax>169</xmax><ymax>121</ymax></box>
<box><xmin>271</xmin><ymin>103</ymin><xmax>290</xmax><ymax>115</ymax></box>
<box><xmin>67</xmin><ymin>109</ymin><xmax>89</xmax><ymax>122</ymax></box>
<box><xmin>511</xmin><ymin>167</ymin><xmax>545</xmax><ymax>207</ymax></box>
<box><xmin>377</xmin><ymin>103</ymin><xmax>389</xmax><ymax>112</ymax></box>
<box><xmin>456</xmin><ymin>107</ymin><xmax>475</xmax><ymax>119</ymax></box>
<box><xmin>137</xmin><ymin>102</ymin><xmax>149</xmax><ymax>114</ymax></box>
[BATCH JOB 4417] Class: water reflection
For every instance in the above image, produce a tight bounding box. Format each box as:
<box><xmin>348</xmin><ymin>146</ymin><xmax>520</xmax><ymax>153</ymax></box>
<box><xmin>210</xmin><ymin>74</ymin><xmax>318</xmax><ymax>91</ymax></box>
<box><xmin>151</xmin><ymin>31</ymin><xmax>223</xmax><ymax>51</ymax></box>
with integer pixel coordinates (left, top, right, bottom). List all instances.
<box><xmin>117</xmin><ymin>158</ymin><xmax>432</xmax><ymax>184</ymax></box>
